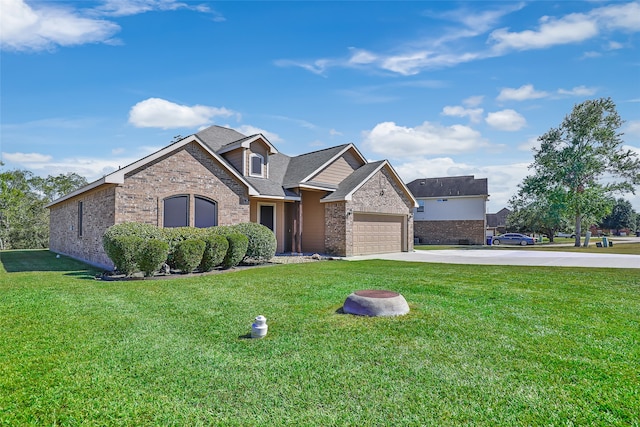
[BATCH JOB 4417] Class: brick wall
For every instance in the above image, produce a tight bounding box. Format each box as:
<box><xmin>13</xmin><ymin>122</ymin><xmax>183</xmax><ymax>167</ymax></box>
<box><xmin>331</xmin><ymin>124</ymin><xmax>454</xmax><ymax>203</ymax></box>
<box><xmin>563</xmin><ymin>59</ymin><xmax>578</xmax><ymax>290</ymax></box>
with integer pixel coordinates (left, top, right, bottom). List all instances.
<box><xmin>49</xmin><ymin>185</ymin><xmax>117</xmax><ymax>269</ymax></box>
<box><xmin>49</xmin><ymin>142</ymin><xmax>251</xmax><ymax>270</ymax></box>
<box><xmin>414</xmin><ymin>219</ymin><xmax>485</xmax><ymax>245</ymax></box>
<box><xmin>325</xmin><ymin>167</ymin><xmax>414</xmax><ymax>256</ymax></box>
<box><xmin>324</xmin><ymin>201</ymin><xmax>347</xmax><ymax>256</ymax></box>
<box><xmin>116</xmin><ymin>143</ymin><xmax>250</xmax><ymax>226</ymax></box>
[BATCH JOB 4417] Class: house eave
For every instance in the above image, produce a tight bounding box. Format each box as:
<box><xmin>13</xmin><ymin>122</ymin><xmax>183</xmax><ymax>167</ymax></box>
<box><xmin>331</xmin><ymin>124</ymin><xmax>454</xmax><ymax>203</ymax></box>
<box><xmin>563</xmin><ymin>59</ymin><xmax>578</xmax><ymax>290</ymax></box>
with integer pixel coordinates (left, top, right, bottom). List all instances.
<box><xmin>45</xmin><ymin>177</ymin><xmax>109</xmax><ymax>208</ymax></box>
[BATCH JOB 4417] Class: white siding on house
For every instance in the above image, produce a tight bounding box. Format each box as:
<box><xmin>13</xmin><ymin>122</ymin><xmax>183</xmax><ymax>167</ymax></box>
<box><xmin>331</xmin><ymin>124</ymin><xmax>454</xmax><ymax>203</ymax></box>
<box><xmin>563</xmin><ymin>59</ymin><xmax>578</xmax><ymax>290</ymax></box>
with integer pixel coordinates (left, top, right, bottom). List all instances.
<box><xmin>414</xmin><ymin>196</ymin><xmax>485</xmax><ymax>221</ymax></box>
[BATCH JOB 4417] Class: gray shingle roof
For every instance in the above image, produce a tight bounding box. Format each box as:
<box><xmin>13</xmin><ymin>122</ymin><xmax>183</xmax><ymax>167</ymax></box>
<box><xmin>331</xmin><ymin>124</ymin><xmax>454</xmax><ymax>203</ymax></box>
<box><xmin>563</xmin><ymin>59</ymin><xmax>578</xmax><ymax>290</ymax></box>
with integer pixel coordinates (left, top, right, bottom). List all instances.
<box><xmin>283</xmin><ymin>144</ymin><xmax>351</xmax><ymax>188</ymax></box>
<box><xmin>196</xmin><ymin>126</ymin><xmax>248</xmax><ymax>151</ymax></box>
<box><xmin>407</xmin><ymin>175</ymin><xmax>488</xmax><ymax>198</ymax></box>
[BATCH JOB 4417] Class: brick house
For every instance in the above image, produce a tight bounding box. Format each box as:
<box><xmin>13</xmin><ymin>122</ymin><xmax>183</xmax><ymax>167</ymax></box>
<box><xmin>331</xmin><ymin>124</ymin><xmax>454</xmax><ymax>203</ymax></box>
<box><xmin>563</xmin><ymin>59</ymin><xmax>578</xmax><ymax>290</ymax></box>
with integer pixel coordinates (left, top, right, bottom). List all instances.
<box><xmin>47</xmin><ymin>126</ymin><xmax>417</xmax><ymax>269</ymax></box>
<box><xmin>407</xmin><ymin>176</ymin><xmax>488</xmax><ymax>245</ymax></box>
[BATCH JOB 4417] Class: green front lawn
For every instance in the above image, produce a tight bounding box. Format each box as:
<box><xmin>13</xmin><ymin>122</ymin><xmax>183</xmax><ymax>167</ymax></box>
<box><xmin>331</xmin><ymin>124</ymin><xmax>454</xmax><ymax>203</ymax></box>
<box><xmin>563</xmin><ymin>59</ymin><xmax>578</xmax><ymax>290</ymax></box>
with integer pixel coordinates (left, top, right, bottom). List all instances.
<box><xmin>1</xmin><ymin>250</ymin><xmax>639</xmax><ymax>425</ymax></box>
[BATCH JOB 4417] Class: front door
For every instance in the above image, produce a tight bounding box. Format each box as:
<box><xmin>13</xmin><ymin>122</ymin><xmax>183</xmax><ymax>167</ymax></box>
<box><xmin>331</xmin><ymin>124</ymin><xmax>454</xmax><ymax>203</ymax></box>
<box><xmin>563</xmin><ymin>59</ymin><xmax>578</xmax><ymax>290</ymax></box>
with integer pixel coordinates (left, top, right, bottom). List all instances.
<box><xmin>259</xmin><ymin>204</ymin><xmax>275</xmax><ymax>232</ymax></box>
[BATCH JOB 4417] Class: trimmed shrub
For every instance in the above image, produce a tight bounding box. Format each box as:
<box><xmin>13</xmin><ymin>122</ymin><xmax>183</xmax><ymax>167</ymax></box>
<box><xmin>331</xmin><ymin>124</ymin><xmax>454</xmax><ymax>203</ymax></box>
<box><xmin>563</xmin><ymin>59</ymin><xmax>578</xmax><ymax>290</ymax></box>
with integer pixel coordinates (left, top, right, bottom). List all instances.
<box><xmin>109</xmin><ymin>235</ymin><xmax>142</xmax><ymax>276</ymax></box>
<box><xmin>173</xmin><ymin>239</ymin><xmax>206</xmax><ymax>273</ymax></box>
<box><xmin>199</xmin><ymin>234</ymin><xmax>229</xmax><ymax>272</ymax></box>
<box><xmin>163</xmin><ymin>227</ymin><xmax>206</xmax><ymax>268</ymax></box>
<box><xmin>222</xmin><ymin>233</ymin><xmax>249</xmax><ymax>269</ymax></box>
<box><xmin>103</xmin><ymin>222</ymin><xmax>164</xmax><ymax>269</ymax></box>
<box><xmin>137</xmin><ymin>238</ymin><xmax>169</xmax><ymax>277</ymax></box>
<box><xmin>232</xmin><ymin>222</ymin><xmax>277</xmax><ymax>262</ymax></box>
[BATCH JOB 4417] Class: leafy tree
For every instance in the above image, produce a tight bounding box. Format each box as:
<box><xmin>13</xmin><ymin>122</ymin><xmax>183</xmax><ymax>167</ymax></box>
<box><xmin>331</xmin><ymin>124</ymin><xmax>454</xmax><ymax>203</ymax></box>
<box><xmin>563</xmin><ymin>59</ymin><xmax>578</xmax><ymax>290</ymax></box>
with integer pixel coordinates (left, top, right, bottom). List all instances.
<box><xmin>0</xmin><ymin>168</ymin><xmax>87</xmax><ymax>249</ymax></box>
<box><xmin>600</xmin><ymin>198</ymin><xmax>636</xmax><ymax>234</ymax></box>
<box><xmin>508</xmin><ymin>182</ymin><xmax>570</xmax><ymax>242</ymax></box>
<box><xmin>520</xmin><ymin>98</ymin><xmax>640</xmax><ymax>246</ymax></box>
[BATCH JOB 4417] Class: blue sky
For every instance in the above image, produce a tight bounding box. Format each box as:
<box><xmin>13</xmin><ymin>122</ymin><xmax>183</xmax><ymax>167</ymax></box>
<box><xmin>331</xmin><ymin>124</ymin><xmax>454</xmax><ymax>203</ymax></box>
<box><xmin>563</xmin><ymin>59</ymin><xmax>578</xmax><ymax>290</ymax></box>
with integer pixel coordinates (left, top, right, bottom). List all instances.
<box><xmin>1</xmin><ymin>0</ymin><xmax>639</xmax><ymax>212</ymax></box>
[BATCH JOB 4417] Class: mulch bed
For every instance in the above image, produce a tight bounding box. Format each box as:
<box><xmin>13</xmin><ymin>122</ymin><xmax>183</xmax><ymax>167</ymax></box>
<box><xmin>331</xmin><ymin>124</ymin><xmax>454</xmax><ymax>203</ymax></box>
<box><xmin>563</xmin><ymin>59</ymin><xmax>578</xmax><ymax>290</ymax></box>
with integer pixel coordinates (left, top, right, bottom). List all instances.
<box><xmin>98</xmin><ymin>254</ymin><xmax>334</xmax><ymax>281</ymax></box>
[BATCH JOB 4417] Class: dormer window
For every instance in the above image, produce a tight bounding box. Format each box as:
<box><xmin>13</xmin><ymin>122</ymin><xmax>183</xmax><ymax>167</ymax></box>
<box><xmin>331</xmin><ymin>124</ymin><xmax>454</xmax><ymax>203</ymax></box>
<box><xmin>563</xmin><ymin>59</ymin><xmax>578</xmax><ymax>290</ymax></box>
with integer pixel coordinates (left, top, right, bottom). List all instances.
<box><xmin>249</xmin><ymin>153</ymin><xmax>265</xmax><ymax>177</ymax></box>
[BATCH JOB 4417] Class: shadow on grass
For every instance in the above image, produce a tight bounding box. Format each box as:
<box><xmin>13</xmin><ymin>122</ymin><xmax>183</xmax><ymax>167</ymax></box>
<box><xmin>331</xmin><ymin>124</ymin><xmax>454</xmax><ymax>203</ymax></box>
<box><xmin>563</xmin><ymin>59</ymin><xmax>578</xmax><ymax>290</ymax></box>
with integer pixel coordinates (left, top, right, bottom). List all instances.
<box><xmin>0</xmin><ymin>249</ymin><xmax>99</xmax><ymax>279</ymax></box>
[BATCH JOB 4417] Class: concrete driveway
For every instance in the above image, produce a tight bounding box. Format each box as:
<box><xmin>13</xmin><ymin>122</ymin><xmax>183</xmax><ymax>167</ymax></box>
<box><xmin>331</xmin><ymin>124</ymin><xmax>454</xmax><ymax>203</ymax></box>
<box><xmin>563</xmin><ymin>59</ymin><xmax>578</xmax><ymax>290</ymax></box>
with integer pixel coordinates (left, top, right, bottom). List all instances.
<box><xmin>348</xmin><ymin>246</ymin><xmax>640</xmax><ymax>269</ymax></box>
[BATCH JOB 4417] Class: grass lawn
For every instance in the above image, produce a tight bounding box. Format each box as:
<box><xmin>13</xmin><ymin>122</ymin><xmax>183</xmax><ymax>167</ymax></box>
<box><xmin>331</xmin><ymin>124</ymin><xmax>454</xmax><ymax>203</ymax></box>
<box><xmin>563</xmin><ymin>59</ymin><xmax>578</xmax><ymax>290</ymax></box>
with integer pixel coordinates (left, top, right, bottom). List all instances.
<box><xmin>1</xmin><ymin>250</ymin><xmax>639</xmax><ymax>426</ymax></box>
<box><xmin>416</xmin><ymin>242</ymin><xmax>640</xmax><ymax>255</ymax></box>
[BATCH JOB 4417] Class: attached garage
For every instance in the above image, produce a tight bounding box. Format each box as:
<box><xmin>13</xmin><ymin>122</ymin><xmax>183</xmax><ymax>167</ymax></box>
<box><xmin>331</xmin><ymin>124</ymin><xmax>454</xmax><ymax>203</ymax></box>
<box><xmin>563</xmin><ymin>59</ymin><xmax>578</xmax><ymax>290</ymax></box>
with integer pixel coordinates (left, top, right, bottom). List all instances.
<box><xmin>352</xmin><ymin>213</ymin><xmax>406</xmax><ymax>255</ymax></box>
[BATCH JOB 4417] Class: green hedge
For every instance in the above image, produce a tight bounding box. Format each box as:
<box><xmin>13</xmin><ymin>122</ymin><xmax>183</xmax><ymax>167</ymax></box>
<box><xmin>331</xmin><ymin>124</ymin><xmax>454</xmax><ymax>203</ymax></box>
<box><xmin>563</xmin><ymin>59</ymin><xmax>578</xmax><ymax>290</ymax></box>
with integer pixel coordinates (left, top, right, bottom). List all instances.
<box><xmin>137</xmin><ymin>239</ymin><xmax>169</xmax><ymax>277</ymax></box>
<box><xmin>162</xmin><ymin>227</ymin><xmax>205</xmax><ymax>269</ymax></box>
<box><xmin>109</xmin><ymin>235</ymin><xmax>143</xmax><ymax>276</ymax></box>
<box><xmin>223</xmin><ymin>233</ymin><xmax>248</xmax><ymax>269</ymax></box>
<box><xmin>173</xmin><ymin>239</ymin><xmax>206</xmax><ymax>273</ymax></box>
<box><xmin>199</xmin><ymin>234</ymin><xmax>229</xmax><ymax>272</ymax></box>
<box><xmin>231</xmin><ymin>222</ymin><xmax>276</xmax><ymax>262</ymax></box>
<box><xmin>103</xmin><ymin>223</ymin><xmax>164</xmax><ymax>271</ymax></box>
<box><xmin>102</xmin><ymin>222</ymin><xmax>269</xmax><ymax>275</ymax></box>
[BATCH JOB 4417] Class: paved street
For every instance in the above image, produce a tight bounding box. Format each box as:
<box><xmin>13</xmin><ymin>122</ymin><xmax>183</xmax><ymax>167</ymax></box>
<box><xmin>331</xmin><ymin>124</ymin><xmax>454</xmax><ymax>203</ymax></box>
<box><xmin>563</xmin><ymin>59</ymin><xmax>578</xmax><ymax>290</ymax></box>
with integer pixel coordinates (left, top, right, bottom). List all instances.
<box><xmin>348</xmin><ymin>238</ymin><xmax>640</xmax><ymax>269</ymax></box>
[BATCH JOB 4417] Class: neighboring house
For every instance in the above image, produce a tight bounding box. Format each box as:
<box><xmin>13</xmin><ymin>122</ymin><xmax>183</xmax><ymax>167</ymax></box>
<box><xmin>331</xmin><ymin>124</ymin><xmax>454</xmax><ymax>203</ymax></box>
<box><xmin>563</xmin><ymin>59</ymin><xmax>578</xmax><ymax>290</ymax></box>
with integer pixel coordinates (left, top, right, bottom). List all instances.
<box><xmin>486</xmin><ymin>207</ymin><xmax>511</xmax><ymax>236</ymax></box>
<box><xmin>407</xmin><ymin>176</ymin><xmax>488</xmax><ymax>245</ymax></box>
<box><xmin>47</xmin><ymin>126</ymin><xmax>417</xmax><ymax>269</ymax></box>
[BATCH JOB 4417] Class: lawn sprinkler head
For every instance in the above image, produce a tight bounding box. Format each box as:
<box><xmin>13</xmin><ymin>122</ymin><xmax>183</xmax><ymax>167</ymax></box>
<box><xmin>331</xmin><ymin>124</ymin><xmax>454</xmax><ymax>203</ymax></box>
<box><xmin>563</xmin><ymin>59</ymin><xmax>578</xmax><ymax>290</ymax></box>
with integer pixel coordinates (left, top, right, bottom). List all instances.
<box><xmin>251</xmin><ymin>315</ymin><xmax>268</xmax><ymax>339</ymax></box>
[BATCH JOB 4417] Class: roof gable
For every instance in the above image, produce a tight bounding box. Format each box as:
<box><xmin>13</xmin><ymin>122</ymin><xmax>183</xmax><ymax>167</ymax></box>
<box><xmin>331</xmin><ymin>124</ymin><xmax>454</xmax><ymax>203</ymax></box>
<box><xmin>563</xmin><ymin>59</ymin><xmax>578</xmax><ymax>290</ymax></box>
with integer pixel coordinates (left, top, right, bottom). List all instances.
<box><xmin>407</xmin><ymin>175</ymin><xmax>488</xmax><ymax>198</ymax></box>
<box><xmin>47</xmin><ymin>135</ymin><xmax>259</xmax><ymax>207</ymax></box>
<box><xmin>322</xmin><ymin>160</ymin><xmax>418</xmax><ymax>207</ymax></box>
<box><xmin>217</xmin><ymin>134</ymin><xmax>278</xmax><ymax>155</ymax></box>
<box><xmin>283</xmin><ymin>144</ymin><xmax>366</xmax><ymax>189</ymax></box>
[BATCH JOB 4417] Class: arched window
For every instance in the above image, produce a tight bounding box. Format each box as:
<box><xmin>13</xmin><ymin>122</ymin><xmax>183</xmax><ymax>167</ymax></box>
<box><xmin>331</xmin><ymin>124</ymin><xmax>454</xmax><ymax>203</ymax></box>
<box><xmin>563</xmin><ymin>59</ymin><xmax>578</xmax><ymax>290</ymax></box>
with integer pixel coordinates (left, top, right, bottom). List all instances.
<box><xmin>164</xmin><ymin>195</ymin><xmax>188</xmax><ymax>228</ymax></box>
<box><xmin>249</xmin><ymin>153</ymin><xmax>264</xmax><ymax>177</ymax></box>
<box><xmin>195</xmin><ymin>196</ymin><xmax>217</xmax><ymax>228</ymax></box>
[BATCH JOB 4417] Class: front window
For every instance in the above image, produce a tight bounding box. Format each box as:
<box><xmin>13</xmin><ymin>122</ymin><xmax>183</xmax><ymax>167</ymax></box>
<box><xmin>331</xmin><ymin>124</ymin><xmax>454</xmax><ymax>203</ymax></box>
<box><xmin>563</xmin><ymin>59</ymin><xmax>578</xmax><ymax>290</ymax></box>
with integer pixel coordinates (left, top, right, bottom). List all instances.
<box><xmin>417</xmin><ymin>200</ymin><xmax>425</xmax><ymax>212</ymax></box>
<box><xmin>195</xmin><ymin>196</ymin><xmax>217</xmax><ymax>228</ymax></box>
<box><xmin>164</xmin><ymin>195</ymin><xmax>188</xmax><ymax>228</ymax></box>
<box><xmin>250</xmin><ymin>153</ymin><xmax>264</xmax><ymax>177</ymax></box>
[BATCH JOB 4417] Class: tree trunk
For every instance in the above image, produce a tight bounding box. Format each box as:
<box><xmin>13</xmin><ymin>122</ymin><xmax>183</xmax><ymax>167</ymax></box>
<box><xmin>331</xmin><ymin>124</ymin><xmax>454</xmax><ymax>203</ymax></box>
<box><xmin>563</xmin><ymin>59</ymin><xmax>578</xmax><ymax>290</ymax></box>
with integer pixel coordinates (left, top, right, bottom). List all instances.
<box><xmin>574</xmin><ymin>214</ymin><xmax>582</xmax><ymax>247</ymax></box>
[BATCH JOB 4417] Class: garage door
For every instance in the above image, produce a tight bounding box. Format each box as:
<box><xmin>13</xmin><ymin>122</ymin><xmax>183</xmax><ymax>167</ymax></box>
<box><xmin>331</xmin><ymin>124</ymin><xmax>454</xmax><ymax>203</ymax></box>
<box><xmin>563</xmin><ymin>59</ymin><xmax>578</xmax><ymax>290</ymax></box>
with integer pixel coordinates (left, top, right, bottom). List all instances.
<box><xmin>353</xmin><ymin>214</ymin><xmax>404</xmax><ymax>255</ymax></box>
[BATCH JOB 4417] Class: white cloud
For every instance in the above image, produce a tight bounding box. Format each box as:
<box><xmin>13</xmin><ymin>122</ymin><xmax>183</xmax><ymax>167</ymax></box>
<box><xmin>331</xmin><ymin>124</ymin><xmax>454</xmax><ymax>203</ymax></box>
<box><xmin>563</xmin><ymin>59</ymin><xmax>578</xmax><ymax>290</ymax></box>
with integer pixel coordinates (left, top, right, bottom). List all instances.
<box><xmin>624</xmin><ymin>120</ymin><xmax>640</xmax><ymax>139</ymax></box>
<box><xmin>557</xmin><ymin>85</ymin><xmax>597</xmax><ymax>97</ymax></box>
<box><xmin>128</xmin><ymin>98</ymin><xmax>238</xmax><ymax>129</ymax></box>
<box><xmin>442</xmin><ymin>106</ymin><xmax>484</xmax><ymax>123</ymax></box>
<box><xmin>0</xmin><ymin>0</ymin><xmax>120</xmax><ymax>51</ymax></box>
<box><xmin>276</xmin><ymin>2</ymin><xmax>640</xmax><ymax>77</ymax></box>
<box><xmin>463</xmin><ymin>96</ymin><xmax>484</xmax><ymax>107</ymax></box>
<box><xmin>489</xmin><ymin>13</ymin><xmax>599</xmax><ymax>52</ymax></box>
<box><xmin>485</xmin><ymin>109</ymin><xmax>527</xmax><ymax>131</ymax></box>
<box><xmin>518</xmin><ymin>136</ymin><xmax>540</xmax><ymax>152</ymax></box>
<box><xmin>232</xmin><ymin>125</ymin><xmax>282</xmax><ymax>143</ymax></box>
<box><xmin>329</xmin><ymin>129</ymin><xmax>343</xmax><ymax>137</ymax></box>
<box><xmin>380</xmin><ymin>51</ymin><xmax>481</xmax><ymax>76</ymax></box>
<box><xmin>361</xmin><ymin>121</ymin><xmax>489</xmax><ymax>158</ymax></box>
<box><xmin>2</xmin><ymin>152</ymin><xmax>52</xmax><ymax>163</ymax></box>
<box><xmin>348</xmin><ymin>48</ymin><xmax>378</xmax><ymax>65</ymax></box>
<box><xmin>593</xmin><ymin>2</ymin><xmax>640</xmax><ymax>32</ymax></box>
<box><xmin>497</xmin><ymin>84</ymin><xmax>548</xmax><ymax>101</ymax></box>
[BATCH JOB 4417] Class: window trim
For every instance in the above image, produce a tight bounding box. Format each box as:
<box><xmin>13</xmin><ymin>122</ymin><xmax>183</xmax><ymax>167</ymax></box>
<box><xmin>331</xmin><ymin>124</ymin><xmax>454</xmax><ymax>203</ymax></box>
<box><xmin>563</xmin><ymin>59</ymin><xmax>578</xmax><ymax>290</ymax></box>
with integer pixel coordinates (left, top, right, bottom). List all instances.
<box><xmin>249</xmin><ymin>153</ymin><xmax>265</xmax><ymax>178</ymax></box>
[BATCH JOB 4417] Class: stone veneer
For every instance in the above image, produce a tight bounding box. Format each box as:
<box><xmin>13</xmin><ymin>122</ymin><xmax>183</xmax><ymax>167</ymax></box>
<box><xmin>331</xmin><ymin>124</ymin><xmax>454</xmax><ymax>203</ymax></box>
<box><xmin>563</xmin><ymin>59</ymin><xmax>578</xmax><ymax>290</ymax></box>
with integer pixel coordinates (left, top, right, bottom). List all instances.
<box><xmin>325</xmin><ymin>167</ymin><xmax>414</xmax><ymax>256</ymax></box>
<box><xmin>414</xmin><ymin>219</ymin><xmax>485</xmax><ymax>245</ymax></box>
<box><xmin>49</xmin><ymin>142</ymin><xmax>250</xmax><ymax>269</ymax></box>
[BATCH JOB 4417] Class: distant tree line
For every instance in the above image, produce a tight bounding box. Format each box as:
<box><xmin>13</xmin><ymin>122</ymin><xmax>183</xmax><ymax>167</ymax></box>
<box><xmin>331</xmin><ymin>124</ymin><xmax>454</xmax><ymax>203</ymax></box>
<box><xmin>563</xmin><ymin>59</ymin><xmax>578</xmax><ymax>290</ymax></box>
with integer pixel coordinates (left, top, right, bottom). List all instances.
<box><xmin>0</xmin><ymin>167</ymin><xmax>87</xmax><ymax>250</ymax></box>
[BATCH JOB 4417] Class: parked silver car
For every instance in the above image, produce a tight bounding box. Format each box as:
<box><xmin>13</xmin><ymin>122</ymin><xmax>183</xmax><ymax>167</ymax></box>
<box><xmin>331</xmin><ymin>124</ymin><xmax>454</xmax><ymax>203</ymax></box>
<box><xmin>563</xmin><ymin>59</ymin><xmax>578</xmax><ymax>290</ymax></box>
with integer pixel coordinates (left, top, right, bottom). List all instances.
<box><xmin>492</xmin><ymin>233</ymin><xmax>535</xmax><ymax>246</ymax></box>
